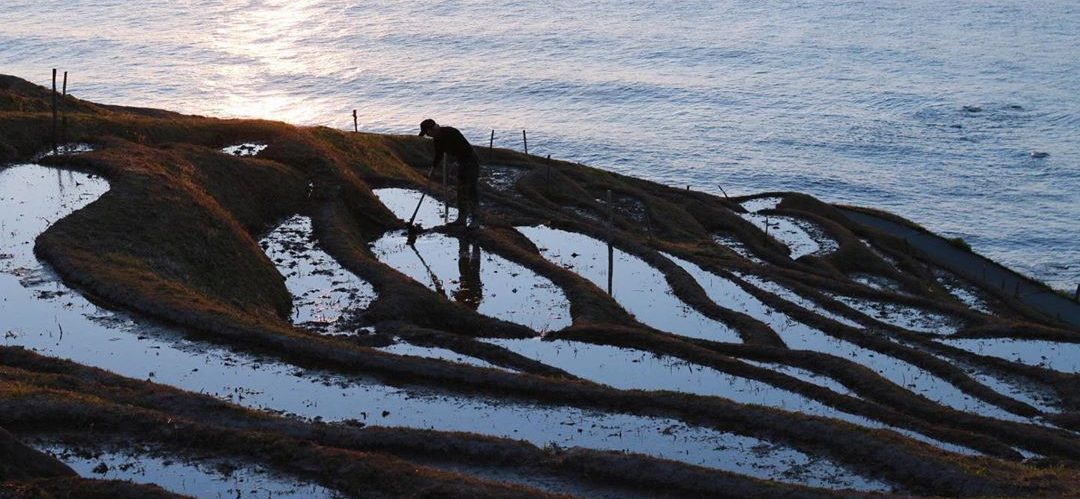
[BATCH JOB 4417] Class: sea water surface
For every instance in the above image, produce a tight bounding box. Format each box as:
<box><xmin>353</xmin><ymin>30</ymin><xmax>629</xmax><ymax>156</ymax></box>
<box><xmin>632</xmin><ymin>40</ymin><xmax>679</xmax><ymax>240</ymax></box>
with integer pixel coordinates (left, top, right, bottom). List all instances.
<box><xmin>1</xmin><ymin>1</ymin><xmax>1077</xmax><ymax>290</ymax></box>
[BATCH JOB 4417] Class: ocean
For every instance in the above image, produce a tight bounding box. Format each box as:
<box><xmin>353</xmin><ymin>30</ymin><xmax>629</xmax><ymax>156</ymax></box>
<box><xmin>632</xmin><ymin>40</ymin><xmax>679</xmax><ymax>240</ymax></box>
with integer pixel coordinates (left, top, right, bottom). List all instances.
<box><xmin>2</xmin><ymin>0</ymin><xmax>1077</xmax><ymax>290</ymax></box>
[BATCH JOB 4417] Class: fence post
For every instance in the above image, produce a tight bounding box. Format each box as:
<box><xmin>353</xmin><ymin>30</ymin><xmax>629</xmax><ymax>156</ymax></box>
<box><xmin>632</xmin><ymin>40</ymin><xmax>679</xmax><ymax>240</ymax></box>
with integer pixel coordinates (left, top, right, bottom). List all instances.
<box><xmin>352</xmin><ymin>110</ymin><xmax>358</xmax><ymax>132</ymax></box>
<box><xmin>546</xmin><ymin>154</ymin><xmax>551</xmax><ymax>182</ymax></box>
<box><xmin>522</xmin><ymin>129</ymin><xmax>528</xmax><ymax>155</ymax></box>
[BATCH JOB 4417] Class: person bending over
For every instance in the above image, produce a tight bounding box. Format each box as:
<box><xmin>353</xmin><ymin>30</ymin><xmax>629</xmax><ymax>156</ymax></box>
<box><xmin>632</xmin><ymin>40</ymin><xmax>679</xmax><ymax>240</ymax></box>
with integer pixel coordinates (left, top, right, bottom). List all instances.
<box><xmin>418</xmin><ymin>118</ymin><xmax>480</xmax><ymax>228</ymax></box>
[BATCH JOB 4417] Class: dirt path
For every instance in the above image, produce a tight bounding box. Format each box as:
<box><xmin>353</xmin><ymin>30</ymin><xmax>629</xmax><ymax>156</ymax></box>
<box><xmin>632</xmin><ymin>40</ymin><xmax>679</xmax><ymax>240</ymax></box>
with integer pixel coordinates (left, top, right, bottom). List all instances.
<box><xmin>841</xmin><ymin>208</ymin><xmax>1080</xmax><ymax>329</ymax></box>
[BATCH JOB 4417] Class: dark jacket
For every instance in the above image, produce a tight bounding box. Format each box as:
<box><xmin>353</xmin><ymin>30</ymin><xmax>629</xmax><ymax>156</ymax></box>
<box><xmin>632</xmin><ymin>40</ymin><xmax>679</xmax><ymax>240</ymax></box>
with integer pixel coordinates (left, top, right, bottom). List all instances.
<box><xmin>432</xmin><ymin>126</ymin><xmax>479</xmax><ymax>170</ymax></box>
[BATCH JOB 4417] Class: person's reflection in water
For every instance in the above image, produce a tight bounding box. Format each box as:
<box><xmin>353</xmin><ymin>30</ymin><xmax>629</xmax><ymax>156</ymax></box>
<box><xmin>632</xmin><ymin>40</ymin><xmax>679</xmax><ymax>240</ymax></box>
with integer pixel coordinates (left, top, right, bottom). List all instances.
<box><xmin>453</xmin><ymin>238</ymin><xmax>483</xmax><ymax>310</ymax></box>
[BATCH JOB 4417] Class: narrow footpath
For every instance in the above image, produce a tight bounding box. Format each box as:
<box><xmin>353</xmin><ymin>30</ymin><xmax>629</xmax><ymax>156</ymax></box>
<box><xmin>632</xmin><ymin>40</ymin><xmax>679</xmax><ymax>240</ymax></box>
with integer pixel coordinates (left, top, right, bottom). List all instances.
<box><xmin>841</xmin><ymin>208</ymin><xmax>1080</xmax><ymax>330</ymax></box>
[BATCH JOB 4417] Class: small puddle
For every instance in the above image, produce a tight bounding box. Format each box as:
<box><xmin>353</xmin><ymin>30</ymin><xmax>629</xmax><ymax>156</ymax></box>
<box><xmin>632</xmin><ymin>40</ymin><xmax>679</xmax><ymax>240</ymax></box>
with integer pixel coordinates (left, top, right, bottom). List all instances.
<box><xmin>829</xmin><ymin>295</ymin><xmax>962</xmax><ymax>335</ymax></box>
<box><xmin>939</xmin><ymin>338</ymin><xmax>1080</xmax><ymax>374</ymax></box>
<box><xmin>373</xmin><ymin>187</ymin><xmax>455</xmax><ymax>229</ymax></box>
<box><xmin>221</xmin><ymin>143</ymin><xmax>268</xmax><ymax>157</ymax></box>
<box><xmin>32</xmin><ymin>439</ymin><xmax>338</xmax><ymax>498</ymax></box>
<box><xmin>36</xmin><ymin>143</ymin><xmax>95</xmax><ymax>159</ymax></box>
<box><xmin>740</xmin><ymin>197</ymin><xmax>784</xmax><ymax>213</ymax></box>
<box><xmin>481</xmin><ymin>164</ymin><xmax>527</xmax><ymax>191</ymax></box>
<box><xmin>518</xmin><ymin>225</ymin><xmax>741</xmax><ymax>342</ymax></box>
<box><xmin>370</xmin><ymin>230</ymin><xmax>571</xmax><ymax>332</ymax></box>
<box><xmin>661</xmin><ymin>255</ymin><xmax>1031</xmax><ymax>423</ymax></box>
<box><xmin>859</xmin><ymin>238</ymin><xmax>901</xmax><ymax>268</ymax></box>
<box><xmin>260</xmin><ymin>215</ymin><xmax>376</xmax><ymax>334</ymax></box>
<box><xmin>739</xmin><ymin>199</ymin><xmax>837</xmax><ymax>259</ymax></box>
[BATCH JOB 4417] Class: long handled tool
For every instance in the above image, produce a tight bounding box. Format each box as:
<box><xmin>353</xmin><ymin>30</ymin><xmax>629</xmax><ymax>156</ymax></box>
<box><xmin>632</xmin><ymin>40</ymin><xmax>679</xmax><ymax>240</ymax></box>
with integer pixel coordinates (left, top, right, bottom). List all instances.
<box><xmin>406</xmin><ymin>162</ymin><xmax>440</xmax><ymax>241</ymax></box>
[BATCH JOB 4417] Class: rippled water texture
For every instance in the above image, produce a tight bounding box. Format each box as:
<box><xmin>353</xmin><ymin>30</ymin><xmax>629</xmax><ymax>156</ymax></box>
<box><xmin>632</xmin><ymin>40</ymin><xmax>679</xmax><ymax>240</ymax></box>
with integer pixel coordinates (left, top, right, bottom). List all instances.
<box><xmin>1</xmin><ymin>1</ymin><xmax>1077</xmax><ymax>289</ymax></box>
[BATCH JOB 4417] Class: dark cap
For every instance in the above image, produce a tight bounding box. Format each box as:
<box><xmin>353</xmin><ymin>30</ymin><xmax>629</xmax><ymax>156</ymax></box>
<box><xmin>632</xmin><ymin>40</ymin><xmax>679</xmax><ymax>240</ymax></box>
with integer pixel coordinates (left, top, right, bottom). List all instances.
<box><xmin>418</xmin><ymin>119</ymin><xmax>437</xmax><ymax>136</ymax></box>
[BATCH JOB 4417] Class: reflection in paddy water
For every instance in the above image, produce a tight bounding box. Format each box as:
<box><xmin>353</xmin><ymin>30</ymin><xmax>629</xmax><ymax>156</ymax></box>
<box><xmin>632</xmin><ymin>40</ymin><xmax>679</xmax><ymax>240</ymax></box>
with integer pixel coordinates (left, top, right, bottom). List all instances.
<box><xmin>260</xmin><ymin>215</ymin><xmax>376</xmax><ymax>334</ymax></box>
<box><xmin>664</xmin><ymin>255</ymin><xmax>1034</xmax><ymax>423</ymax></box>
<box><xmin>0</xmin><ymin>164</ymin><xmax>888</xmax><ymax>490</ymax></box>
<box><xmin>33</xmin><ymin>440</ymin><xmax>338</xmax><ymax>499</ymax></box>
<box><xmin>519</xmin><ymin>225</ymin><xmax>742</xmax><ymax>342</ymax></box>
<box><xmin>370</xmin><ymin>230</ymin><xmax>571</xmax><ymax>332</ymax></box>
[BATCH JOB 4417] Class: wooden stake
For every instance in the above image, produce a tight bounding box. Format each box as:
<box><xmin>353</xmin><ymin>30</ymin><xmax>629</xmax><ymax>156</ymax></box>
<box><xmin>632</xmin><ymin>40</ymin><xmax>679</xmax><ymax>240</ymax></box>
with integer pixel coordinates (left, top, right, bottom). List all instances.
<box><xmin>352</xmin><ymin>109</ymin><xmax>358</xmax><ymax>132</ymax></box>
<box><xmin>606</xmin><ymin>189</ymin><xmax>614</xmax><ymax>295</ymax></box>
<box><xmin>61</xmin><ymin>71</ymin><xmax>68</xmax><ymax>142</ymax></box>
<box><xmin>51</xmin><ymin>69</ymin><xmax>57</xmax><ymax>152</ymax></box>
<box><xmin>546</xmin><ymin>154</ymin><xmax>551</xmax><ymax>182</ymax></box>
<box><xmin>522</xmin><ymin>129</ymin><xmax>528</xmax><ymax>155</ymax></box>
<box><xmin>442</xmin><ymin>157</ymin><xmax>449</xmax><ymax>224</ymax></box>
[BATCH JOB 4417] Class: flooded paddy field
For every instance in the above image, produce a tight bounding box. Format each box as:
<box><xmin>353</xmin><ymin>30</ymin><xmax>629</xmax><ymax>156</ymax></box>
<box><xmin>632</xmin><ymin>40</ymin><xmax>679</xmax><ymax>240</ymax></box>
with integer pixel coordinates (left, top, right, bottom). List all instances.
<box><xmin>2</xmin><ymin>80</ymin><xmax>1079</xmax><ymax>497</ymax></box>
<box><xmin>30</xmin><ymin>437</ymin><xmax>341</xmax><ymax>499</ymax></box>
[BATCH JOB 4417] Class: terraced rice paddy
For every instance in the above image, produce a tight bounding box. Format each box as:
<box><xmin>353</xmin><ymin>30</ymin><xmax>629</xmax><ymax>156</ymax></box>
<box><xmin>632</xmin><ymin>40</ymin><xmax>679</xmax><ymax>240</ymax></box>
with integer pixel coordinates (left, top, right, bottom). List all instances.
<box><xmin>2</xmin><ymin>83</ymin><xmax>1078</xmax><ymax>497</ymax></box>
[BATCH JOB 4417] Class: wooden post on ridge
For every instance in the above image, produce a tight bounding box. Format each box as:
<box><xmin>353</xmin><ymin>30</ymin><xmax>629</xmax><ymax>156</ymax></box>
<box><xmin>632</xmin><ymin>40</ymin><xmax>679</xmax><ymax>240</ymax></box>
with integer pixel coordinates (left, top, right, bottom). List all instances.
<box><xmin>606</xmin><ymin>189</ymin><xmax>614</xmax><ymax>295</ymax></box>
<box><xmin>546</xmin><ymin>154</ymin><xmax>551</xmax><ymax>182</ymax></box>
<box><xmin>442</xmin><ymin>156</ymin><xmax>449</xmax><ymax>224</ymax></box>
<box><xmin>522</xmin><ymin>129</ymin><xmax>528</xmax><ymax>156</ymax></box>
<box><xmin>352</xmin><ymin>110</ymin><xmax>358</xmax><ymax>132</ymax></box>
<box><xmin>51</xmin><ymin>69</ymin><xmax>58</xmax><ymax>153</ymax></box>
<box><xmin>61</xmin><ymin>71</ymin><xmax>68</xmax><ymax>142</ymax></box>
<box><xmin>489</xmin><ymin>129</ymin><xmax>494</xmax><ymax>162</ymax></box>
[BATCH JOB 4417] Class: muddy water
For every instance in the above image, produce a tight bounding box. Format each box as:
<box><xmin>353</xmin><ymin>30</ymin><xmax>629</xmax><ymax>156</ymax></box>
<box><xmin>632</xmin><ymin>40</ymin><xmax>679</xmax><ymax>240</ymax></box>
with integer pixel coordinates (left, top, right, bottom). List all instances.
<box><xmin>664</xmin><ymin>255</ymin><xmax>1034</xmax><ymax>423</ymax></box>
<box><xmin>260</xmin><ymin>215</ymin><xmax>376</xmax><ymax>334</ymax></box>
<box><xmin>370</xmin><ymin>230</ymin><xmax>572</xmax><ymax>332</ymax></box>
<box><xmin>518</xmin><ymin>225</ymin><xmax>742</xmax><ymax>343</ymax></box>
<box><xmin>0</xmin><ymin>164</ymin><xmax>888</xmax><ymax>490</ymax></box>
<box><xmin>32</xmin><ymin>439</ymin><xmax>339</xmax><ymax>498</ymax></box>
